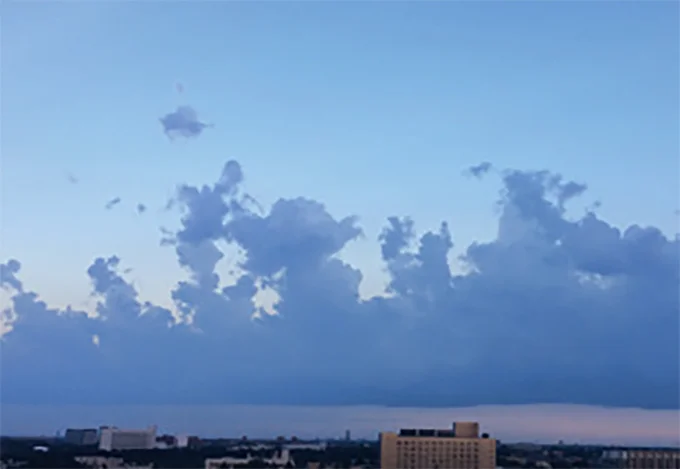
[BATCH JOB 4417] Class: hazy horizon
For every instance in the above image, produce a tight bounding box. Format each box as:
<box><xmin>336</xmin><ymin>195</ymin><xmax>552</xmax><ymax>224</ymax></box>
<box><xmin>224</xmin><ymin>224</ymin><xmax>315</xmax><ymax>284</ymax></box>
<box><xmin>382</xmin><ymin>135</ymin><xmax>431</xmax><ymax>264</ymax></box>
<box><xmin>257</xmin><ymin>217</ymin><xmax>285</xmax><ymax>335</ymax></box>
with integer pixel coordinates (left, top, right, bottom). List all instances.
<box><xmin>2</xmin><ymin>404</ymin><xmax>679</xmax><ymax>448</ymax></box>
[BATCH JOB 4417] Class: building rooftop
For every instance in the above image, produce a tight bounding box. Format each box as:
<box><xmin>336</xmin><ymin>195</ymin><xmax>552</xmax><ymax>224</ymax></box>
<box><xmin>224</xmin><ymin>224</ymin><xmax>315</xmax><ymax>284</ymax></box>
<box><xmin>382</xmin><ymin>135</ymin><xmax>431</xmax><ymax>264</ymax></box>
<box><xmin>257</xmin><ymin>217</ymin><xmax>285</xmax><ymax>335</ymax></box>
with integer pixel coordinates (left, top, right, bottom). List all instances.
<box><xmin>399</xmin><ymin>429</ymin><xmax>458</xmax><ymax>438</ymax></box>
<box><xmin>395</xmin><ymin>422</ymin><xmax>488</xmax><ymax>439</ymax></box>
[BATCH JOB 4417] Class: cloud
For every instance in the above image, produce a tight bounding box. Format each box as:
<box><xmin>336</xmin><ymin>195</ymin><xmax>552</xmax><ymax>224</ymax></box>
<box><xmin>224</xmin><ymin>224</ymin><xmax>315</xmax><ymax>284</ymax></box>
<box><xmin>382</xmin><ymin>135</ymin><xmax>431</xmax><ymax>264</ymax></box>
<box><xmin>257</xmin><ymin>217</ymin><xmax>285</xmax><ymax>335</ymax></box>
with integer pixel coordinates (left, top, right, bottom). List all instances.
<box><xmin>465</xmin><ymin>161</ymin><xmax>493</xmax><ymax>178</ymax></box>
<box><xmin>1</xmin><ymin>161</ymin><xmax>678</xmax><ymax>409</ymax></box>
<box><xmin>105</xmin><ymin>197</ymin><xmax>121</xmax><ymax>210</ymax></box>
<box><xmin>66</xmin><ymin>172</ymin><xmax>78</xmax><ymax>184</ymax></box>
<box><xmin>160</xmin><ymin>106</ymin><xmax>211</xmax><ymax>140</ymax></box>
<box><xmin>0</xmin><ymin>259</ymin><xmax>23</xmax><ymax>292</ymax></box>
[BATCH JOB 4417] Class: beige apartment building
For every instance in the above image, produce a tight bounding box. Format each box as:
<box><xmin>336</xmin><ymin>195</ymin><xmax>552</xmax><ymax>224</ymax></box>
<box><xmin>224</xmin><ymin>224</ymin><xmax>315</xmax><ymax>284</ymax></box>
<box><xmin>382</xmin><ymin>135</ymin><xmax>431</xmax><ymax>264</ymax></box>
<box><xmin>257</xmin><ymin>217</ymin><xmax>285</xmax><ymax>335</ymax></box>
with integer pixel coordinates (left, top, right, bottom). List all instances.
<box><xmin>380</xmin><ymin>422</ymin><xmax>496</xmax><ymax>469</ymax></box>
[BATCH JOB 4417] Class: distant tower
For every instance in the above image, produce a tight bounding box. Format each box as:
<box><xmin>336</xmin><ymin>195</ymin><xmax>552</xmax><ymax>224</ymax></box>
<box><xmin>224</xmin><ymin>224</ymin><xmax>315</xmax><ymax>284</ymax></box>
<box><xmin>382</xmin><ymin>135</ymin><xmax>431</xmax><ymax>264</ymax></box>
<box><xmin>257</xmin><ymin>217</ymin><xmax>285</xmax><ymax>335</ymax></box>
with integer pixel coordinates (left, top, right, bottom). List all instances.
<box><xmin>345</xmin><ymin>429</ymin><xmax>351</xmax><ymax>441</ymax></box>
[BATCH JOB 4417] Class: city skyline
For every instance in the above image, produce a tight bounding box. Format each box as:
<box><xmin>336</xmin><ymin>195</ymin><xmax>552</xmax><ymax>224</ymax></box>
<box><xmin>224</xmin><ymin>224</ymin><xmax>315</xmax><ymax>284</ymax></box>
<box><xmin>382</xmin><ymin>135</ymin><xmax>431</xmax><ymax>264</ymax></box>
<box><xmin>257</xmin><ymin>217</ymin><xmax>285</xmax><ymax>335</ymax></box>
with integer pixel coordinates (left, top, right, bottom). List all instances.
<box><xmin>3</xmin><ymin>404</ymin><xmax>680</xmax><ymax>448</ymax></box>
<box><xmin>1</xmin><ymin>1</ymin><xmax>678</xmax><ymax>415</ymax></box>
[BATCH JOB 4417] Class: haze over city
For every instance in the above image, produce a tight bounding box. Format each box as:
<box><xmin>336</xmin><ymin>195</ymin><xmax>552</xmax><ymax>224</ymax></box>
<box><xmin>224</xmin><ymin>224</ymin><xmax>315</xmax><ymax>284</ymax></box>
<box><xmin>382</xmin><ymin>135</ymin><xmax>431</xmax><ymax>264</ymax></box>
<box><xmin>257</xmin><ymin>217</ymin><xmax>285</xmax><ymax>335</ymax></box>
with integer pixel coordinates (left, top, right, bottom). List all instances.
<box><xmin>1</xmin><ymin>1</ymin><xmax>678</xmax><ymax>444</ymax></box>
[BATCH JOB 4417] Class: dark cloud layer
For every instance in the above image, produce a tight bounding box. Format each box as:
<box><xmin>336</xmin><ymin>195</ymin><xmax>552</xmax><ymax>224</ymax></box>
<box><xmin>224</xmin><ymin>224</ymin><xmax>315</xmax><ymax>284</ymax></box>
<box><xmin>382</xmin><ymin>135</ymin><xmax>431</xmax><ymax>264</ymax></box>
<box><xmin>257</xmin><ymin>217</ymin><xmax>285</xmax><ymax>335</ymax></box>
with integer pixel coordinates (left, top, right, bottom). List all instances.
<box><xmin>159</xmin><ymin>106</ymin><xmax>211</xmax><ymax>140</ymax></box>
<box><xmin>1</xmin><ymin>161</ymin><xmax>678</xmax><ymax>409</ymax></box>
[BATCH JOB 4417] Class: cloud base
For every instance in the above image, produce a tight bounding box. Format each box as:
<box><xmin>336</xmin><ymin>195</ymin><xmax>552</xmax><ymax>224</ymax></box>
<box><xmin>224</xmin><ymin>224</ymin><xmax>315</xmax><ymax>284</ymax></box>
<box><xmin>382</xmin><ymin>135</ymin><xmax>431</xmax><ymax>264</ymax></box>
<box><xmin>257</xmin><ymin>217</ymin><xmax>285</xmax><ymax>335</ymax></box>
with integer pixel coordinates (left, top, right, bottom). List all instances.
<box><xmin>1</xmin><ymin>161</ymin><xmax>678</xmax><ymax>409</ymax></box>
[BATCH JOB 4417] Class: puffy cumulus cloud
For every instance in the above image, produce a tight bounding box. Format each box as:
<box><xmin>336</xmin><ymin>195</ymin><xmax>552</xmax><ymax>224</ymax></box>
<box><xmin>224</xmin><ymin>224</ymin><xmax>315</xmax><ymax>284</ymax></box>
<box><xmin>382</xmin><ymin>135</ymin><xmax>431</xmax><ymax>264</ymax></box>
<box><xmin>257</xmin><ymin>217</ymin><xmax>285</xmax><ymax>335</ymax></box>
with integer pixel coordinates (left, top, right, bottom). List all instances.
<box><xmin>1</xmin><ymin>256</ymin><xmax>191</xmax><ymax>404</ymax></box>
<box><xmin>159</xmin><ymin>106</ymin><xmax>211</xmax><ymax>140</ymax></box>
<box><xmin>1</xmin><ymin>161</ymin><xmax>678</xmax><ymax>409</ymax></box>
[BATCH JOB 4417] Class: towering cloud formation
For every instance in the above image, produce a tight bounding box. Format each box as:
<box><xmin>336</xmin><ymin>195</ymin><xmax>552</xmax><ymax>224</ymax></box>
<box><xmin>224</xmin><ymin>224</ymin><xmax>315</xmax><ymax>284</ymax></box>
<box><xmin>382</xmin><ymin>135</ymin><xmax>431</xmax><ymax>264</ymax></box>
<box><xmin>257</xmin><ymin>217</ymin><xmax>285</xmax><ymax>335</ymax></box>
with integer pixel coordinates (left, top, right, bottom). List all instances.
<box><xmin>1</xmin><ymin>161</ymin><xmax>678</xmax><ymax>408</ymax></box>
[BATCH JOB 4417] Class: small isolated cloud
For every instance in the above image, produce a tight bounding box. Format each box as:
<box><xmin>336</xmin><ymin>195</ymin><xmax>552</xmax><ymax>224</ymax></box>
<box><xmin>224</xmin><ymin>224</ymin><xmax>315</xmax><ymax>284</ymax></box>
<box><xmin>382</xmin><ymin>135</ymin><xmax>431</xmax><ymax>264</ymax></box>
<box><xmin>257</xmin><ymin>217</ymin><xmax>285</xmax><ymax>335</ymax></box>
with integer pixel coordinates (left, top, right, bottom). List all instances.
<box><xmin>105</xmin><ymin>197</ymin><xmax>121</xmax><ymax>210</ymax></box>
<box><xmin>160</xmin><ymin>106</ymin><xmax>211</xmax><ymax>140</ymax></box>
<box><xmin>0</xmin><ymin>259</ymin><xmax>23</xmax><ymax>293</ymax></box>
<box><xmin>587</xmin><ymin>200</ymin><xmax>603</xmax><ymax>213</ymax></box>
<box><xmin>465</xmin><ymin>161</ymin><xmax>493</xmax><ymax>178</ymax></box>
<box><xmin>136</xmin><ymin>204</ymin><xmax>147</xmax><ymax>214</ymax></box>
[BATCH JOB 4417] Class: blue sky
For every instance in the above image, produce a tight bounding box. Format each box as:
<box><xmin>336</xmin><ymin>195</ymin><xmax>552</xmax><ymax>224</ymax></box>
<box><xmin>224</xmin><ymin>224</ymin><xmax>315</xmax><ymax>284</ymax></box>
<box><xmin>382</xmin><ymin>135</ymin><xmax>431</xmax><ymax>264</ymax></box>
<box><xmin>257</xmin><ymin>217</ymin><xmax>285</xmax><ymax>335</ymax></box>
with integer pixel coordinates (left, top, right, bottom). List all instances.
<box><xmin>3</xmin><ymin>1</ymin><xmax>677</xmax><ymax>307</ymax></box>
<box><xmin>1</xmin><ymin>2</ymin><xmax>678</xmax><ymax>412</ymax></box>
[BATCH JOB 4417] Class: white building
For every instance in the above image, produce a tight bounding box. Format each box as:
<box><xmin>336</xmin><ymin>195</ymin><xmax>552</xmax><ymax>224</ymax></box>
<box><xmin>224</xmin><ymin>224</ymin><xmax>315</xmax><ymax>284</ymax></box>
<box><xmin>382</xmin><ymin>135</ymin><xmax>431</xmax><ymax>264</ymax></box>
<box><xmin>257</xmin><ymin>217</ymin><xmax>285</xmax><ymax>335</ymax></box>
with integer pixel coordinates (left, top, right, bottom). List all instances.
<box><xmin>205</xmin><ymin>448</ymin><xmax>294</xmax><ymax>469</ymax></box>
<box><xmin>176</xmin><ymin>435</ymin><xmax>189</xmax><ymax>448</ymax></box>
<box><xmin>284</xmin><ymin>442</ymin><xmax>327</xmax><ymax>451</ymax></box>
<box><xmin>99</xmin><ymin>425</ymin><xmax>157</xmax><ymax>451</ymax></box>
<box><xmin>75</xmin><ymin>456</ymin><xmax>125</xmax><ymax>468</ymax></box>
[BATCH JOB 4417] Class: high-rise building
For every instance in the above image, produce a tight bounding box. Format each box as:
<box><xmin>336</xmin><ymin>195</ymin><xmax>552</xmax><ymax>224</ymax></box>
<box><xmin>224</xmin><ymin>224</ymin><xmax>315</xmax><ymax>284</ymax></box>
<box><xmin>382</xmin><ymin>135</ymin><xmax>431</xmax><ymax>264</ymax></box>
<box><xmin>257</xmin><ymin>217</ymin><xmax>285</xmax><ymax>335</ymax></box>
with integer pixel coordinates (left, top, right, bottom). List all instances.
<box><xmin>345</xmin><ymin>429</ymin><xmax>351</xmax><ymax>441</ymax></box>
<box><xmin>380</xmin><ymin>422</ymin><xmax>496</xmax><ymax>469</ymax></box>
<box><xmin>98</xmin><ymin>425</ymin><xmax>157</xmax><ymax>451</ymax></box>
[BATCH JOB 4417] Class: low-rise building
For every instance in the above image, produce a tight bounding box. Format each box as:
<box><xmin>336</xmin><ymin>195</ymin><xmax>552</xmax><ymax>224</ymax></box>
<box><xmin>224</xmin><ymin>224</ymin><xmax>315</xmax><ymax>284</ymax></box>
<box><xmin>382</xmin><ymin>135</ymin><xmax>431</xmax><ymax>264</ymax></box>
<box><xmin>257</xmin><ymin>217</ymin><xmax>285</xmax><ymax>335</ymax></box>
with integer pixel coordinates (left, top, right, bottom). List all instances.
<box><xmin>285</xmin><ymin>442</ymin><xmax>327</xmax><ymax>451</ymax></box>
<box><xmin>75</xmin><ymin>456</ymin><xmax>154</xmax><ymax>469</ymax></box>
<box><xmin>155</xmin><ymin>434</ymin><xmax>177</xmax><ymax>449</ymax></box>
<box><xmin>205</xmin><ymin>448</ymin><xmax>294</xmax><ymax>469</ymax></box>
<box><xmin>75</xmin><ymin>456</ymin><xmax>125</xmax><ymax>469</ymax></box>
<box><xmin>601</xmin><ymin>448</ymin><xmax>680</xmax><ymax>469</ymax></box>
<box><xmin>65</xmin><ymin>428</ymin><xmax>99</xmax><ymax>446</ymax></box>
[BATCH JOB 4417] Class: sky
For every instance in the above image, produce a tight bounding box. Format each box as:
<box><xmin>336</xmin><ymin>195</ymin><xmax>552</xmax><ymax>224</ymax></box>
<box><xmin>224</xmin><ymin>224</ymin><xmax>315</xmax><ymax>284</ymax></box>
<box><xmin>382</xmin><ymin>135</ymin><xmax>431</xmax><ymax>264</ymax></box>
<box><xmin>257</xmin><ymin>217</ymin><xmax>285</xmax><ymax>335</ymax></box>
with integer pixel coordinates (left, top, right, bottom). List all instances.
<box><xmin>1</xmin><ymin>0</ymin><xmax>679</xmax><ymax>428</ymax></box>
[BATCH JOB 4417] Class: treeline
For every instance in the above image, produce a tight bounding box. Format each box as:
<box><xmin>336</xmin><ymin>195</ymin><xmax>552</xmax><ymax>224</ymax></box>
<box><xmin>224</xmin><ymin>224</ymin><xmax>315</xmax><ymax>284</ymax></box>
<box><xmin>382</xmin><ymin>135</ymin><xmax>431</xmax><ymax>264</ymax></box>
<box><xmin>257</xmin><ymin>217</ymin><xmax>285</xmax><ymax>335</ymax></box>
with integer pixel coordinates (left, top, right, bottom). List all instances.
<box><xmin>0</xmin><ymin>438</ymin><xmax>380</xmax><ymax>469</ymax></box>
<box><xmin>1</xmin><ymin>438</ymin><xmax>88</xmax><ymax>468</ymax></box>
<box><xmin>291</xmin><ymin>444</ymin><xmax>379</xmax><ymax>468</ymax></box>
